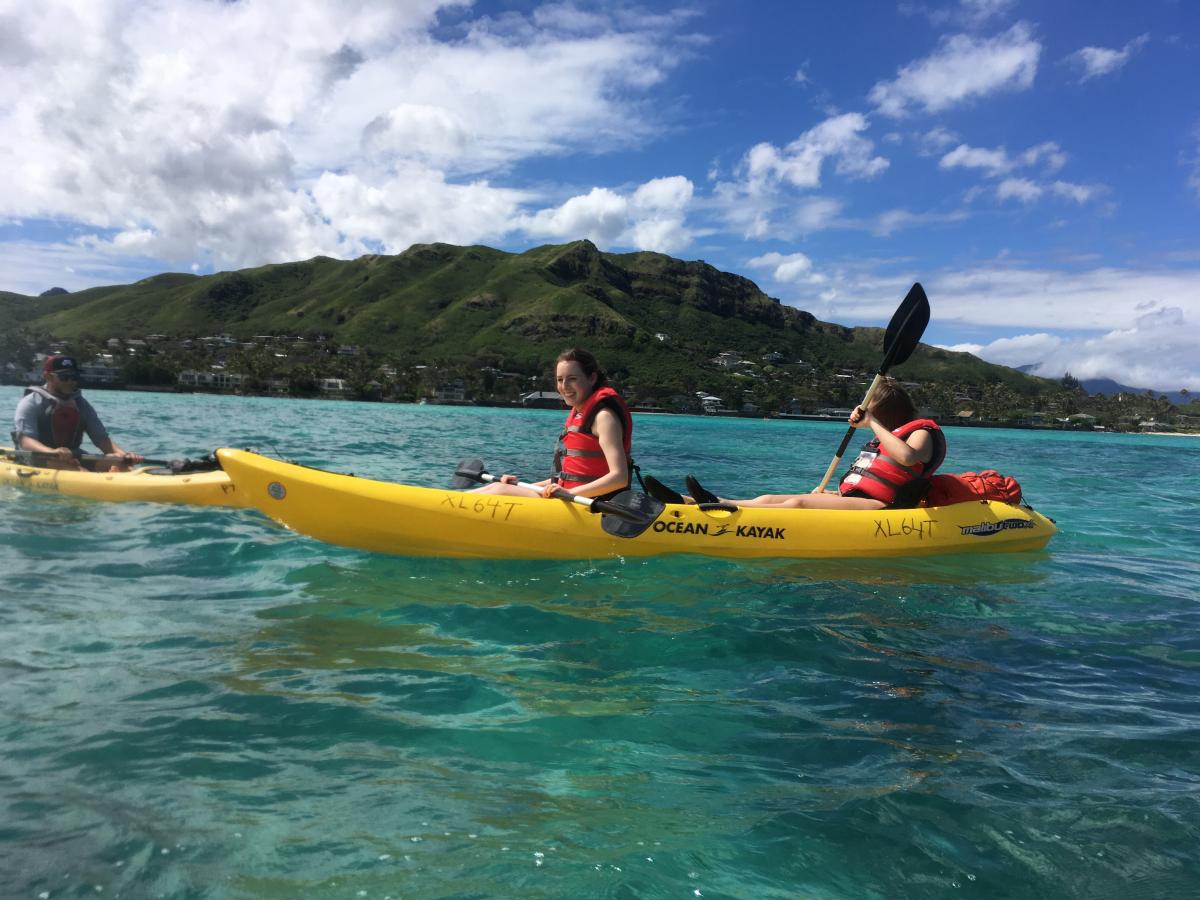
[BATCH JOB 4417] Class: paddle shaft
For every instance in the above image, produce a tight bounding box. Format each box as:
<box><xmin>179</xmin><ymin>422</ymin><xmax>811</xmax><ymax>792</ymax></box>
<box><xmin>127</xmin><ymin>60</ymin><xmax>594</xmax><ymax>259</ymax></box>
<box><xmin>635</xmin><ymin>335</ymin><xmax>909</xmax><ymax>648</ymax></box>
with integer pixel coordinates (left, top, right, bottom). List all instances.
<box><xmin>14</xmin><ymin>449</ymin><xmax>180</xmax><ymax>468</ymax></box>
<box><xmin>813</xmin><ymin>284</ymin><xmax>929</xmax><ymax>493</ymax></box>
<box><xmin>471</xmin><ymin>472</ymin><xmax>647</xmax><ymax>524</ymax></box>
<box><xmin>813</xmin><ymin>374</ymin><xmax>885</xmax><ymax>493</ymax></box>
<box><xmin>85</xmin><ymin>453</ymin><xmax>169</xmax><ymax>467</ymax></box>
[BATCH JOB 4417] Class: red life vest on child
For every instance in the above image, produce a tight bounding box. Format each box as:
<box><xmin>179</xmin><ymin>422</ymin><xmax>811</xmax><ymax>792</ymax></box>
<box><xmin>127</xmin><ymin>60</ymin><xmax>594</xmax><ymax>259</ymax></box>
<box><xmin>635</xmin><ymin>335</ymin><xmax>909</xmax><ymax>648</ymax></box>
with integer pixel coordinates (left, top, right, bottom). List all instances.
<box><xmin>839</xmin><ymin>418</ymin><xmax>945</xmax><ymax>506</ymax></box>
<box><xmin>23</xmin><ymin>386</ymin><xmax>85</xmax><ymax>449</ymax></box>
<box><xmin>552</xmin><ymin>386</ymin><xmax>633</xmax><ymax>491</ymax></box>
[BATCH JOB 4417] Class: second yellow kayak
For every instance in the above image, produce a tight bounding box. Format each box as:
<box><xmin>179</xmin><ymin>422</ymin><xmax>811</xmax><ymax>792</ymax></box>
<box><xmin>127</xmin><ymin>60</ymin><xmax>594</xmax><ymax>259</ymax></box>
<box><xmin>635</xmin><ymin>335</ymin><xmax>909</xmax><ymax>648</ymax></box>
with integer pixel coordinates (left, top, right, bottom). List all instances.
<box><xmin>1</xmin><ymin>448</ymin><xmax>244</xmax><ymax>507</ymax></box>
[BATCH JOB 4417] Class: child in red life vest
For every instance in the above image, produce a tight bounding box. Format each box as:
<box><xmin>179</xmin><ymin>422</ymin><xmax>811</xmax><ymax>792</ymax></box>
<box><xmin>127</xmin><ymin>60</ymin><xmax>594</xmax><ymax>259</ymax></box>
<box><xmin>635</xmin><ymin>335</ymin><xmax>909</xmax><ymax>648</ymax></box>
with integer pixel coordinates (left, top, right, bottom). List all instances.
<box><xmin>697</xmin><ymin>379</ymin><xmax>945</xmax><ymax>510</ymax></box>
<box><xmin>472</xmin><ymin>348</ymin><xmax>633</xmax><ymax>501</ymax></box>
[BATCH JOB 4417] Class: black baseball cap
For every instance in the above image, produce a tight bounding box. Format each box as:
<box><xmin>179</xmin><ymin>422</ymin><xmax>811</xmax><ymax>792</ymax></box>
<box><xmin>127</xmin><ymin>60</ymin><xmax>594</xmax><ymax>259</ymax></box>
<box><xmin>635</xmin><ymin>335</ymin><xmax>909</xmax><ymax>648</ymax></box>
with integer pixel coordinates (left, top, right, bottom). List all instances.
<box><xmin>43</xmin><ymin>355</ymin><xmax>79</xmax><ymax>376</ymax></box>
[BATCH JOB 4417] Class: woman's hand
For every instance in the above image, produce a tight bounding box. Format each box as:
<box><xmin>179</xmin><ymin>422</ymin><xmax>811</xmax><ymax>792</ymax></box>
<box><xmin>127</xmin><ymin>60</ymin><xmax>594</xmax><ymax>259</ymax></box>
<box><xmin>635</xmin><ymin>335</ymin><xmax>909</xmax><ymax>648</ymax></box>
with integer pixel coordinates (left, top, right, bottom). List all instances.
<box><xmin>848</xmin><ymin>405</ymin><xmax>873</xmax><ymax>429</ymax></box>
<box><xmin>498</xmin><ymin>474</ymin><xmax>518</xmax><ymax>485</ymax></box>
<box><xmin>540</xmin><ymin>483</ymin><xmax>570</xmax><ymax>499</ymax></box>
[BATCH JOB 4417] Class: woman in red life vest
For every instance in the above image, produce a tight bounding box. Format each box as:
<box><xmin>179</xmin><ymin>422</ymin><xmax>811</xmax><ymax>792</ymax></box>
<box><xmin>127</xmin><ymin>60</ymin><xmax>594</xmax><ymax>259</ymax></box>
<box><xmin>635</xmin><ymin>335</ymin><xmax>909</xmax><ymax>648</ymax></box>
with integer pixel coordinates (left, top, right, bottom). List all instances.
<box><xmin>698</xmin><ymin>379</ymin><xmax>944</xmax><ymax>510</ymax></box>
<box><xmin>473</xmin><ymin>348</ymin><xmax>633</xmax><ymax>501</ymax></box>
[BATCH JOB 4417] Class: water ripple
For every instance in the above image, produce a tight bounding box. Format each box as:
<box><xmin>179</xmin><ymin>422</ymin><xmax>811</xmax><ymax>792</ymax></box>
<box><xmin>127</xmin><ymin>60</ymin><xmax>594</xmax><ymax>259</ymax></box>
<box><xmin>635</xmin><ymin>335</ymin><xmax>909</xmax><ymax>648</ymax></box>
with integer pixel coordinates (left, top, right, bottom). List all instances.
<box><xmin>2</xmin><ymin>388</ymin><xmax>1199</xmax><ymax>897</ymax></box>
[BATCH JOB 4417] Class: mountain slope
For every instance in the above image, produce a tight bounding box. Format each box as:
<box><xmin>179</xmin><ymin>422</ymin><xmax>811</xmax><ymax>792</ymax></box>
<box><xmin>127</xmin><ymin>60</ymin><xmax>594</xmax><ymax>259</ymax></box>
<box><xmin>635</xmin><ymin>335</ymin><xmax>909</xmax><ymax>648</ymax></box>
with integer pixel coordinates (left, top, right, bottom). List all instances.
<box><xmin>1081</xmin><ymin>378</ymin><xmax>1190</xmax><ymax>405</ymax></box>
<box><xmin>8</xmin><ymin>240</ymin><xmax>1048</xmax><ymax>393</ymax></box>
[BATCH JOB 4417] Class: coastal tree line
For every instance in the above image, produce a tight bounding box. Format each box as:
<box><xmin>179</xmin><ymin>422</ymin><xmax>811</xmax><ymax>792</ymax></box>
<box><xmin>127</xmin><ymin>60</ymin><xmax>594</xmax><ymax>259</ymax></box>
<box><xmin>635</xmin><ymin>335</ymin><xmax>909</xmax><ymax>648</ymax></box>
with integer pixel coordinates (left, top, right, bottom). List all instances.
<box><xmin>2</xmin><ymin>327</ymin><xmax>1196</xmax><ymax>432</ymax></box>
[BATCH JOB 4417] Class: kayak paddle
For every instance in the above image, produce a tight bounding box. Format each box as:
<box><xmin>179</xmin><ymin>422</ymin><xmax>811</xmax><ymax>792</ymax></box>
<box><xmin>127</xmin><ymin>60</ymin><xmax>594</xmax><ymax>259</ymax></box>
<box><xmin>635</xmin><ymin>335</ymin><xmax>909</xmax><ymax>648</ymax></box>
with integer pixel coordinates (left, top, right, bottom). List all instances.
<box><xmin>597</xmin><ymin>490</ymin><xmax>670</xmax><ymax>538</ymax></box>
<box><xmin>451</xmin><ymin>458</ymin><xmax>664</xmax><ymax>530</ymax></box>
<box><xmin>10</xmin><ymin>448</ymin><xmax>220</xmax><ymax>473</ymax></box>
<box><xmin>813</xmin><ymin>282</ymin><xmax>931</xmax><ymax>493</ymax></box>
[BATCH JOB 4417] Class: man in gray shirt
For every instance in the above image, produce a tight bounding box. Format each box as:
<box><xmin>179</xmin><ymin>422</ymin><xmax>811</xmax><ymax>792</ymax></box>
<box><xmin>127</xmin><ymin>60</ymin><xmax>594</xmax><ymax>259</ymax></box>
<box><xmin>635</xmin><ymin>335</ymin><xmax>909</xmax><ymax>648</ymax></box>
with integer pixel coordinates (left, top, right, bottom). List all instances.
<box><xmin>11</xmin><ymin>355</ymin><xmax>143</xmax><ymax>471</ymax></box>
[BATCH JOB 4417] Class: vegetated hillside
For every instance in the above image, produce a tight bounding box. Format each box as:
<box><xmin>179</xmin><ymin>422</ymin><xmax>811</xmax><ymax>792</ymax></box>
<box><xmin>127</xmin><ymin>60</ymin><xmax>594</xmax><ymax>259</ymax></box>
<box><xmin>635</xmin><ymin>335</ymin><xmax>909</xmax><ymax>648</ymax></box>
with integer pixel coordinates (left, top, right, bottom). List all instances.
<box><xmin>1</xmin><ymin>290</ymin><xmax>39</xmax><ymax>330</ymax></box>
<box><xmin>9</xmin><ymin>239</ymin><xmax>1049</xmax><ymax>394</ymax></box>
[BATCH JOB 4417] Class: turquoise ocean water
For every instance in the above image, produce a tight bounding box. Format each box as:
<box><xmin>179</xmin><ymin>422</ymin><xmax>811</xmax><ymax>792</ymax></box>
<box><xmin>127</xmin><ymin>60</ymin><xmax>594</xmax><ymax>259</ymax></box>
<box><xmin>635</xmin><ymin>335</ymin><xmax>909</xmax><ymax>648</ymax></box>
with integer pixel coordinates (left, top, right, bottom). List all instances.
<box><xmin>2</xmin><ymin>386</ymin><xmax>1199</xmax><ymax>898</ymax></box>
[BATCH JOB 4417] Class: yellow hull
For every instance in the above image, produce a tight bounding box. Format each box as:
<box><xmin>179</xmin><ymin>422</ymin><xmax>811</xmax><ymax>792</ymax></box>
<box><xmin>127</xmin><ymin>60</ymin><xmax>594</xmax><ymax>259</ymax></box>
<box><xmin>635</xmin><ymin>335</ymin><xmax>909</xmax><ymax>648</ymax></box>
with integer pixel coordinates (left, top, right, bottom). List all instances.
<box><xmin>217</xmin><ymin>448</ymin><xmax>1057</xmax><ymax>561</ymax></box>
<box><xmin>1</xmin><ymin>448</ymin><xmax>244</xmax><ymax>507</ymax></box>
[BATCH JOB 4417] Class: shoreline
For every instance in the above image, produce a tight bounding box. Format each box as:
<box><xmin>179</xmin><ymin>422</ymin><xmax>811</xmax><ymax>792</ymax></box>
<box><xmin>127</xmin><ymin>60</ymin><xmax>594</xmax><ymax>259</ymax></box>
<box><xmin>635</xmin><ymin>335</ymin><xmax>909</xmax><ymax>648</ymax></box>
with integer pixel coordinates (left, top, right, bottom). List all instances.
<box><xmin>3</xmin><ymin>381</ymin><xmax>1196</xmax><ymax>437</ymax></box>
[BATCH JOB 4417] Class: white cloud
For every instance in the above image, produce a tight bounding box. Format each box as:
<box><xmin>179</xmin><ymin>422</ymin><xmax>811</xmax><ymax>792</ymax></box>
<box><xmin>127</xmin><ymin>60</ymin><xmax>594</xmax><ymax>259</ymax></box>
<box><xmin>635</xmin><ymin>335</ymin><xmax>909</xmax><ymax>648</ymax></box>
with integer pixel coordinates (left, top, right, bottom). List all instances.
<box><xmin>957</xmin><ymin>0</ymin><xmax>1019</xmax><ymax>27</ymax></box>
<box><xmin>984</xmin><ymin>176</ymin><xmax>1099</xmax><ymax>206</ymax></box>
<box><xmin>938</xmin><ymin>341</ymin><xmax>984</xmax><ymax>354</ymax></box>
<box><xmin>518</xmin><ymin>176</ymin><xmax>695</xmax><ymax>253</ymax></box>
<box><xmin>996</xmin><ymin>177</ymin><xmax>1043</xmax><ymax>203</ymax></box>
<box><xmin>531</xmin><ymin>3</ymin><xmax>612</xmax><ymax>34</ymax></box>
<box><xmin>901</xmin><ymin>0</ymin><xmax>1018</xmax><ymax>29</ymax></box>
<box><xmin>0</xmin><ymin>239</ymin><xmax>165</xmax><ymax>295</ymax></box>
<box><xmin>931</xmin><ymin>267</ymin><xmax>1200</xmax><ymax>333</ymax></box>
<box><xmin>713</xmin><ymin>113</ymin><xmax>885</xmax><ymax>239</ymax></box>
<box><xmin>953</xmin><ymin>308</ymin><xmax>1200</xmax><ymax>391</ymax></box>
<box><xmin>1066</xmin><ymin>34</ymin><xmax>1149</xmax><ymax>83</ymax></box>
<box><xmin>769</xmin><ymin>264</ymin><xmax>1200</xmax><ymax>389</ymax></box>
<box><xmin>1020</xmin><ymin>141</ymin><xmax>1068</xmax><ymax>172</ymax></box>
<box><xmin>937</xmin><ymin>332</ymin><xmax>1062</xmax><ymax>365</ymax></box>
<box><xmin>361</xmin><ymin>104</ymin><xmax>473</xmax><ymax>167</ymax></box>
<box><xmin>871</xmin><ymin>208</ymin><xmax>969</xmax><ymax>236</ymax></box>
<box><xmin>0</xmin><ymin>0</ymin><xmax>692</xmax><ymax>276</ymax></box>
<box><xmin>311</xmin><ymin>164</ymin><xmax>529</xmax><ymax>253</ymax></box>
<box><xmin>941</xmin><ymin>140</ymin><xmax>1085</xmax><ymax>204</ymax></box>
<box><xmin>743</xmin><ymin>113</ymin><xmax>888</xmax><ymax>194</ymax></box>
<box><xmin>520</xmin><ymin>188</ymin><xmax>629</xmax><ymax>244</ymax></box>
<box><xmin>628</xmin><ymin>176</ymin><xmax>695</xmax><ymax>252</ymax></box>
<box><xmin>1049</xmin><ymin>181</ymin><xmax>1095</xmax><ymax>203</ymax></box>
<box><xmin>869</xmin><ymin>23</ymin><xmax>1041</xmax><ymax>117</ymax></box>
<box><xmin>925</xmin><ymin>127</ymin><xmax>960</xmax><ymax>152</ymax></box>
<box><xmin>746</xmin><ymin>251</ymin><xmax>823</xmax><ymax>285</ymax></box>
<box><xmin>792</xmin><ymin>198</ymin><xmax>846</xmax><ymax>235</ymax></box>
<box><xmin>632</xmin><ymin>175</ymin><xmax>694</xmax><ymax>210</ymax></box>
<box><xmin>940</xmin><ymin>144</ymin><xmax>1014</xmax><ymax>177</ymax></box>
<box><xmin>774</xmin><ymin>262</ymin><xmax>1200</xmax><ymax>333</ymax></box>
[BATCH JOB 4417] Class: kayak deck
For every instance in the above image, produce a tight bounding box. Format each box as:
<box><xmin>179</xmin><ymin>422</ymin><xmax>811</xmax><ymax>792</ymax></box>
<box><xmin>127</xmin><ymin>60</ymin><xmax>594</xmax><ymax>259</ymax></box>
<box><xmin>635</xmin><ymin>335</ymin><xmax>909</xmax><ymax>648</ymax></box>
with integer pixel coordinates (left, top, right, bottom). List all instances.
<box><xmin>1</xmin><ymin>448</ymin><xmax>243</xmax><ymax>507</ymax></box>
<box><xmin>217</xmin><ymin>448</ymin><xmax>1056</xmax><ymax>561</ymax></box>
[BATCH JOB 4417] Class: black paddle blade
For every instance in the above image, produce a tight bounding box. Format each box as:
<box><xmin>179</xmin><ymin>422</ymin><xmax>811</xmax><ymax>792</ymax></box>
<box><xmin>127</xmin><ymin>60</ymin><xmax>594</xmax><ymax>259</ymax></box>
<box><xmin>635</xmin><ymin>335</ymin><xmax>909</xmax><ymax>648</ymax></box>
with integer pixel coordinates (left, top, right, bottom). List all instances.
<box><xmin>451</xmin><ymin>457</ymin><xmax>487</xmax><ymax>489</ymax></box>
<box><xmin>881</xmin><ymin>282</ymin><xmax>930</xmax><ymax>371</ymax></box>
<box><xmin>173</xmin><ymin>454</ymin><xmax>221</xmax><ymax>473</ymax></box>
<box><xmin>599</xmin><ymin>491</ymin><xmax>665</xmax><ymax>538</ymax></box>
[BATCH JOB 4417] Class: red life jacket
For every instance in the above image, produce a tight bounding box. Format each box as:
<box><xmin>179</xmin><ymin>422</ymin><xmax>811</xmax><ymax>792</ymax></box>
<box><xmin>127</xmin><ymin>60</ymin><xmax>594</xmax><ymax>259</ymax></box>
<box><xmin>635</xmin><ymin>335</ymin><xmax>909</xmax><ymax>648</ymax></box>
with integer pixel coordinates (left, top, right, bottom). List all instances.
<box><xmin>23</xmin><ymin>386</ymin><xmax>85</xmax><ymax>449</ymax></box>
<box><xmin>552</xmin><ymin>386</ymin><xmax>633</xmax><ymax>492</ymax></box>
<box><xmin>839</xmin><ymin>418</ymin><xmax>945</xmax><ymax>506</ymax></box>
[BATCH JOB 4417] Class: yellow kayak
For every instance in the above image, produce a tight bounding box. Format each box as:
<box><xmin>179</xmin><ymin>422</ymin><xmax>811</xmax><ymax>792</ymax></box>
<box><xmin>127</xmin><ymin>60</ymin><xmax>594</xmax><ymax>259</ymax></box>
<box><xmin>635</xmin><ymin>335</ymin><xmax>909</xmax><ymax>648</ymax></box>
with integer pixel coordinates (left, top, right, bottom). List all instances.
<box><xmin>1</xmin><ymin>447</ymin><xmax>244</xmax><ymax>507</ymax></box>
<box><xmin>217</xmin><ymin>448</ymin><xmax>1056</xmax><ymax>560</ymax></box>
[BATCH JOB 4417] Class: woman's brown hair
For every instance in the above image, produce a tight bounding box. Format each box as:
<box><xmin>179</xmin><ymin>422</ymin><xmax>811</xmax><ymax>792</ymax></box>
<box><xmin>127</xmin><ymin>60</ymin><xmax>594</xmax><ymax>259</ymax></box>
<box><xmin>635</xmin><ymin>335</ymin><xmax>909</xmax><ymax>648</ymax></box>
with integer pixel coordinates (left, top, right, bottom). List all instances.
<box><xmin>868</xmin><ymin>377</ymin><xmax>916</xmax><ymax>430</ymax></box>
<box><xmin>556</xmin><ymin>348</ymin><xmax>609</xmax><ymax>389</ymax></box>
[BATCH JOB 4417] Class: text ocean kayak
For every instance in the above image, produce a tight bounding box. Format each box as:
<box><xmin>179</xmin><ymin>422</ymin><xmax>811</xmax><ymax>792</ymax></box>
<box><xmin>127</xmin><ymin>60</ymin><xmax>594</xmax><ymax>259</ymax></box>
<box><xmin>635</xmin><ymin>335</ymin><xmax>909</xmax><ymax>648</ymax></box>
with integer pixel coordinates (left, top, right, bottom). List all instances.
<box><xmin>1</xmin><ymin>448</ymin><xmax>244</xmax><ymax>507</ymax></box>
<box><xmin>217</xmin><ymin>448</ymin><xmax>1056</xmax><ymax>560</ymax></box>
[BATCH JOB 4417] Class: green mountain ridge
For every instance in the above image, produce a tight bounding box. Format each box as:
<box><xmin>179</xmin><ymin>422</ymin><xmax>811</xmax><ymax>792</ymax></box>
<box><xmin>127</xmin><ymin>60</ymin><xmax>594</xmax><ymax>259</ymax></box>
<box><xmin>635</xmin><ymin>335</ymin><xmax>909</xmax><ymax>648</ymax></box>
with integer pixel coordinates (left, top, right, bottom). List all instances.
<box><xmin>3</xmin><ymin>240</ymin><xmax>1050</xmax><ymax>402</ymax></box>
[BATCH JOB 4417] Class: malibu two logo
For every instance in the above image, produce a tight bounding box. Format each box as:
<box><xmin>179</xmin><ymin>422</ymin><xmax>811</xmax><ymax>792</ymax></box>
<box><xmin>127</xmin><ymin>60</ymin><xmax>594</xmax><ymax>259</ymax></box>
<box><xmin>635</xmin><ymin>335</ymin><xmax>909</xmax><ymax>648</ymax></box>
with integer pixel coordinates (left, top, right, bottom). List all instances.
<box><xmin>960</xmin><ymin>518</ymin><xmax>1035</xmax><ymax>537</ymax></box>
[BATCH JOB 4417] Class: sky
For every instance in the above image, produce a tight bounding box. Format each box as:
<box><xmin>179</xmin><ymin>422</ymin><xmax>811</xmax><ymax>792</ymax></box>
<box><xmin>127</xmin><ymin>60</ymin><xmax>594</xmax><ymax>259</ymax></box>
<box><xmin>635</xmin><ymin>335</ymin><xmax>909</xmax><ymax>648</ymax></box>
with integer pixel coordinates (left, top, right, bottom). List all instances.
<box><xmin>2</xmin><ymin>0</ymin><xmax>1198</xmax><ymax>390</ymax></box>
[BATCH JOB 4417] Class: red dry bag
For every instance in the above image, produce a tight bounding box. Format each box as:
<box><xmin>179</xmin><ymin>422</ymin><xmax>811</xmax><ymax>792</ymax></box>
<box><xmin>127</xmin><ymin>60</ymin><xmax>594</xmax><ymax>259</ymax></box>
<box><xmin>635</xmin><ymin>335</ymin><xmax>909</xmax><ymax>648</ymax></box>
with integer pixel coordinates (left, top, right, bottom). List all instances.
<box><xmin>925</xmin><ymin>470</ymin><xmax>1023</xmax><ymax>506</ymax></box>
